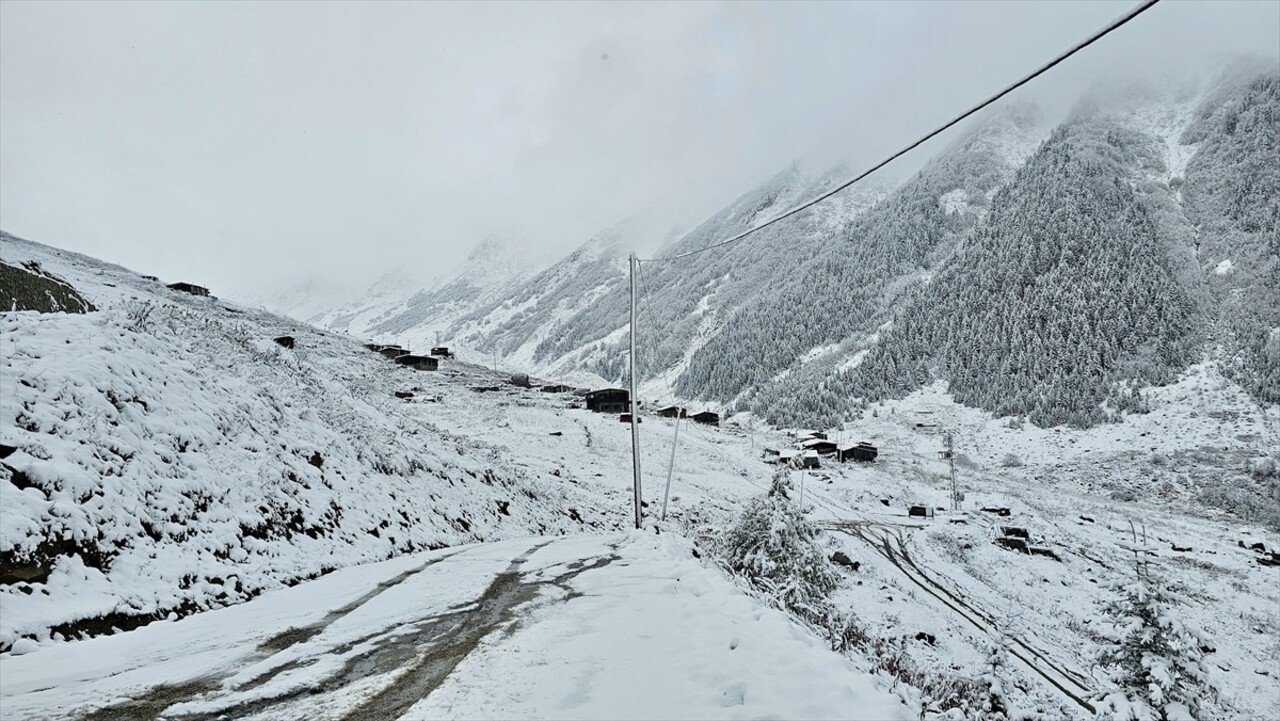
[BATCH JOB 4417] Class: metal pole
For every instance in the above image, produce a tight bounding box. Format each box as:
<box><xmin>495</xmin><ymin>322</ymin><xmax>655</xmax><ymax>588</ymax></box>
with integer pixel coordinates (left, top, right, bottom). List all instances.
<box><xmin>799</xmin><ymin>469</ymin><xmax>806</xmax><ymax>509</ymax></box>
<box><xmin>661</xmin><ymin>411</ymin><xmax>681</xmax><ymax>521</ymax></box>
<box><xmin>629</xmin><ymin>253</ymin><xmax>643</xmax><ymax>529</ymax></box>
<box><xmin>947</xmin><ymin>432</ymin><xmax>959</xmax><ymax>512</ymax></box>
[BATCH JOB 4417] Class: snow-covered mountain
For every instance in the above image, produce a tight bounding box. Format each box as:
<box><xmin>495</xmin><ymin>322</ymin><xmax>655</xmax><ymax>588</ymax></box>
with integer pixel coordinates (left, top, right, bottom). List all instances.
<box><xmin>428</xmin><ymin>66</ymin><xmax>1277</xmax><ymax>434</ymax></box>
<box><xmin>298</xmin><ymin>236</ymin><xmax>538</xmax><ymax>355</ymax></box>
<box><xmin>442</xmin><ymin>162</ymin><xmax>893</xmax><ymax>396</ymax></box>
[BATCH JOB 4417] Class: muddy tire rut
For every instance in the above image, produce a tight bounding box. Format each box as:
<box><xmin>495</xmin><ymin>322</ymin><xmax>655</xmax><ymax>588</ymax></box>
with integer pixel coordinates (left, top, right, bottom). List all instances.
<box><xmin>74</xmin><ymin>541</ymin><xmax>620</xmax><ymax>721</ymax></box>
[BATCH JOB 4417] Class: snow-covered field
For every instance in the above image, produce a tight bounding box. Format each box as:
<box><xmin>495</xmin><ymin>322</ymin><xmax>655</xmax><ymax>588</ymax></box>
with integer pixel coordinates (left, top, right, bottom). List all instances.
<box><xmin>3</xmin><ymin>232</ymin><xmax>1278</xmax><ymax>719</ymax></box>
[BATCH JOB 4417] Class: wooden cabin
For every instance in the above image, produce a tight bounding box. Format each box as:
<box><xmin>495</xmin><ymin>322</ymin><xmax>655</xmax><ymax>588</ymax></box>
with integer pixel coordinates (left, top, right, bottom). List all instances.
<box><xmin>838</xmin><ymin>443</ymin><xmax>878</xmax><ymax>463</ymax></box>
<box><xmin>585</xmin><ymin>388</ymin><xmax>629</xmax><ymax>414</ymax></box>
<box><xmin>656</xmin><ymin>406</ymin><xmax>687</xmax><ymax>419</ymax></box>
<box><xmin>800</xmin><ymin>450</ymin><xmax>820</xmax><ymax>469</ymax></box>
<box><xmin>167</xmin><ymin>282</ymin><xmax>210</xmax><ymax>297</ymax></box>
<box><xmin>378</xmin><ymin>346</ymin><xmax>407</xmax><ymax>359</ymax></box>
<box><xmin>801</xmin><ymin>438</ymin><xmax>839</xmax><ymax>456</ymax></box>
<box><xmin>430</xmin><ymin>346</ymin><xmax>453</xmax><ymax>358</ymax></box>
<box><xmin>540</xmin><ymin>384</ymin><xmax>573</xmax><ymax>393</ymax></box>
<box><xmin>394</xmin><ymin>354</ymin><xmax>438</xmax><ymax>371</ymax></box>
<box><xmin>691</xmin><ymin>411</ymin><xmax>720</xmax><ymax>427</ymax></box>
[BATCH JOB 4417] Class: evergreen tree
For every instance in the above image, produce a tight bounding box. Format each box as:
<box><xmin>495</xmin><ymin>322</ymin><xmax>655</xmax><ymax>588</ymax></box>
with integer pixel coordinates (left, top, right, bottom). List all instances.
<box><xmin>1094</xmin><ymin>567</ymin><xmax>1215</xmax><ymax>721</ymax></box>
<box><xmin>715</xmin><ymin>463</ymin><xmax>839</xmax><ymax>615</ymax></box>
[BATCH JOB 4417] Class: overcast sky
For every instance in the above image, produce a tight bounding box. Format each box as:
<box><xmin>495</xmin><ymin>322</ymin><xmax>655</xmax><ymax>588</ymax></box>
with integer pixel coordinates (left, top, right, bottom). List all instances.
<box><xmin>2</xmin><ymin>1</ymin><xmax>1276</xmax><ymax>301</ymax></box>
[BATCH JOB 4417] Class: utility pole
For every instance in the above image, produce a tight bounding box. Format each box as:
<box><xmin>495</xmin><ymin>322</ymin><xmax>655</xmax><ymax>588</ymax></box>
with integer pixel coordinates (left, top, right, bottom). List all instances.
<box><xmin>661</xmin><ymin>409</ymin><xmax>681</xmax><ymax>521</ymax></box>
<box><xmin>628</xmin><ymin>253</ymin><xmax>643</xmax><ymax>529</ymax></box>
<box><xmin>944</xmin><ymin>431</ymin><xmax>960</xmax><ymax>512</ymax></box>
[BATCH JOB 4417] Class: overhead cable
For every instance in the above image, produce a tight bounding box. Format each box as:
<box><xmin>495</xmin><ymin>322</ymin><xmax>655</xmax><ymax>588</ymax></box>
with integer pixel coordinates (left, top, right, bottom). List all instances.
<box><xmin>641</xmin><ymin>0</ymin><xmax>1161</xmax><ymax>265</ymax></box>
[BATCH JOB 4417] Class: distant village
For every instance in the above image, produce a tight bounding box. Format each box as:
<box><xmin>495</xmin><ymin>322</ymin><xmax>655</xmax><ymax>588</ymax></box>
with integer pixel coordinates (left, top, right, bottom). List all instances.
<box><xmin>168</xmin><ymin>276</ymin><xmax>883</xmax><ymax>473</ymax></box>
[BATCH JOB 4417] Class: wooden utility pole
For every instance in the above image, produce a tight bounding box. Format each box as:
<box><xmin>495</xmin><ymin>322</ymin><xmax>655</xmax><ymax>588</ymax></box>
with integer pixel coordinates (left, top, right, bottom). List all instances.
<box><xmin>628</xmin><ymin>253</ymin><xmax>643</xmax><ymax>529</ymax></box>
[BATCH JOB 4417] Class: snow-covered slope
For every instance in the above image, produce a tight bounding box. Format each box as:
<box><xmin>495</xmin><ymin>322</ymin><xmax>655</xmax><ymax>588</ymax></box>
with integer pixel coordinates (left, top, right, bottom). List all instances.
<box><xmin>0</xmin><ymin>232</ymin><xmax>613</xmax><ymax>651</ymax></box>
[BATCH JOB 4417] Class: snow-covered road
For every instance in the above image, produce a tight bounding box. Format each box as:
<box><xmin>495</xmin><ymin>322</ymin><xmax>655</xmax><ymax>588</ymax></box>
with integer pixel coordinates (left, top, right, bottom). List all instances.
<box><xmin>1</xmin><ymin>532</ymin><xmax>911</xmax><ymax>720</ymax></box>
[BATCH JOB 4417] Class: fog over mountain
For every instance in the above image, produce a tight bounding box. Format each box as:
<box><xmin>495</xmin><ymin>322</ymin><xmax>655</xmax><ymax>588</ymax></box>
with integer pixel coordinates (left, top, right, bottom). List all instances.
<box><xmin>302</xmin><ymin>62</ymin><xmax>1277</xmax><ymax>435</ymax></box>
<box><xmin>2</xmin><ymin>2</ymin><xmax>1276</xmax><ymax>300</ymax></box>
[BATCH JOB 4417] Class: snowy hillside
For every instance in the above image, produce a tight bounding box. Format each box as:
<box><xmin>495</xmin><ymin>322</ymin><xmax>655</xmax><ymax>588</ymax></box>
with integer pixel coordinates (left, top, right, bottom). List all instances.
<box><xmin>0</xmin><ymin>232</ymin><xmax>618</xmax><ymax>652</ymax></box>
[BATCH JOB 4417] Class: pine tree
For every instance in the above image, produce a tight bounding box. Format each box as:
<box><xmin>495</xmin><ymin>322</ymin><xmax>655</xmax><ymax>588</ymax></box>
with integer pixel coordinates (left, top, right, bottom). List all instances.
<box><xmin>1094</xmin><ymin>564</ymin><xmax>1215</xmax><ymax>721</ymax></box>
<box><xmin>715</xmin><ymin>462</ymin><xmax>839</xmax><ymax>615</ymax></box>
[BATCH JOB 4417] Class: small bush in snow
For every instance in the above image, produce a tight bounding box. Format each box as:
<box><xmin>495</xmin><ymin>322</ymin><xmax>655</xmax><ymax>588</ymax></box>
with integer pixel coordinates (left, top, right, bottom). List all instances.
<box><xmin>715</xmin><ymin>464</ymin><xmax>839</xmax><ymax>616</ymax></box>
<box><xmin>1000</xmin><ymin>453</ymin><xmax>1023</xmax><ymax>468</ymax></box>
<box><xmin>1094</xmin><ymin>571</ymin><xmax>1215</xmax><ymax>721</ymax></box>
<box><xmin>1249</xmin><ymin>456</ymin><xmax>1276</xmax><ymax>480</ymax></box>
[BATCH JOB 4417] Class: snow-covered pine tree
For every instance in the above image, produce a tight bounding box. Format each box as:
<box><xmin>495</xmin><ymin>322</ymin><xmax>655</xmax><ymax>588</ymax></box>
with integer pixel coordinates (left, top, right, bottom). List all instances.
<box><xmin>715</xmin><ymin>462</ymin><xmax>839</xmax><ymax>616</ymax></box>
<box><xmin>1094</xmin><ymin>564</ymin><xmax>1215</xmax><ymax>721</ymax></box>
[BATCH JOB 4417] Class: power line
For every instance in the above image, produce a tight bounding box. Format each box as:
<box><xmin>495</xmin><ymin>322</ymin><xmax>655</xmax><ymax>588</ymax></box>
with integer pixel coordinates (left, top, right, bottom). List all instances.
<box><xmin>638</xmin><ymin>246</ymin><xmax>858</xmax><ymax>519</ymax></box>
<box><xmin>641</xmin><ymin>0</ymin><xmax>1161</xmax><ymax>266</ymax></box>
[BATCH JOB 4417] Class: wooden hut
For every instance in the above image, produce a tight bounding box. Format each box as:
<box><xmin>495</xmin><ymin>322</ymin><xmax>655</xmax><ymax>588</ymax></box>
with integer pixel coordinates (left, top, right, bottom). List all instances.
<box><xmin>691</xmin><ymin>411</ymin><xmax>720</xmax><ymax>427</ymax></box>
<box><xmin>394</xmin><ymin>354</ymin><xmax>438</xmax><ymax>371</ymax></box>
<box><xmin>801</xmin><ymin>438</ymin><xmax>839</xmax><ymax>456</ymax></box>
<box><xmin>585</xmin><ymin>388</ymin><xmax>629</xmax><ymax>414</ymax></box>
<box><xmin>167</xmin><ymin>282</ymin><xmax>210</xmax><ymax>297</ymax></box>
<box><xmin>800</xmin><ymin>450</ymin><xmax>820</xmax><ymax>469</ymax></box>
<box><xmin>838</xmin><ymin>443</ymin><xmax>879</xmax><ymax>463</ymax></box>
<box><xmin>378</xmin><ymin>346</ymin><xmax>407</xmax><ymax>359</ymax></box>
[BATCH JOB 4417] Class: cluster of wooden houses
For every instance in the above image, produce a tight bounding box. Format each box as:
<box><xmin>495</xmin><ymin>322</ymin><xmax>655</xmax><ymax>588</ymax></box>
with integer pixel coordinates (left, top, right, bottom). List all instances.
<box><xmin>656</xmin><ymin>405</ymin><xmax>720</xmax><ymax>427</ymax></box>
<box><xmin>579</xmin><ymin>390</ymin><xmax>720</xmax><ymax>426</ymax></box>
<box><xmin>764</xmin><ymin>431</ymin><xmax>878</xmax><ymax>469</ymax></box>
<box><xmin>363</xmin><ymin>343</ymin><xmax>455</xmax><ymax>371</ymax></box>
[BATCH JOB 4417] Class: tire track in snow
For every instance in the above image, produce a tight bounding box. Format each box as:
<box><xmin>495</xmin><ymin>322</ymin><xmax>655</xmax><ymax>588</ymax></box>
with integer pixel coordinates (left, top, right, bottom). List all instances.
<box><xmin>340</xmin><ymin>542</ymin><xmax>621</xmax><ymax>720</ymax></box>
<box><xmin>75</xmin><ymin>547</ymin><xmax>470</xmax><ymax>721</ymax></box>
<box><xmin>829</xmin><ymin>521</ymin><xmax>1097</xmax><ymax>715</ymax></box>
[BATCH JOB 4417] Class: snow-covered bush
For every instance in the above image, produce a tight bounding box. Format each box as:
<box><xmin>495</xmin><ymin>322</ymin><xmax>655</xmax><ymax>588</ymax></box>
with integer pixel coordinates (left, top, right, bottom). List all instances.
<box><xmin>1250</xmin><ymin>456</ymin><xmax>1277</xmax><ymax>480</ymax></box>
<box><xmin>1001</xmin><ymin>453</ymin><xmax>1024</xmax><ymax>468</ymax></box>
<box><xmin>1094</xmin><ymin>571</ymin><xmax>1216</xmax><ymax>721</ymax></box>
<box><xmin>714</xmin><ymin>464</ymin><xmax>838</xmax><ymax>616</ymax></box>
